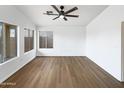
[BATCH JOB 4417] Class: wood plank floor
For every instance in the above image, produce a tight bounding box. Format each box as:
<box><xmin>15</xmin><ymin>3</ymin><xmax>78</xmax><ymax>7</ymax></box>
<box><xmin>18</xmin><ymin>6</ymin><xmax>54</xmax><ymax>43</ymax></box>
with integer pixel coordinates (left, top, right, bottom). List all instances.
<box><xmin>1</xmin><ymin>56</ymin><xmax>124</xmax><ymax>88</ymax></box>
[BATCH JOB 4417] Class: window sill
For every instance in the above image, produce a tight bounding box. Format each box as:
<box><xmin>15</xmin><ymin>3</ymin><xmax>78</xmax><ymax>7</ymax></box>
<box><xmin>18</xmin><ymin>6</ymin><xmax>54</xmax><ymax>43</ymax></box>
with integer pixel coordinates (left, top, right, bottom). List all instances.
<box><xmin>0</xmin><ymin>56</ymin><xmax>19</xmax><ymax>66</ymax></box>
<box><xmin>24</xmin><ymin>49</ymin><xmax>34</xmax><ymax>55</ymax></box>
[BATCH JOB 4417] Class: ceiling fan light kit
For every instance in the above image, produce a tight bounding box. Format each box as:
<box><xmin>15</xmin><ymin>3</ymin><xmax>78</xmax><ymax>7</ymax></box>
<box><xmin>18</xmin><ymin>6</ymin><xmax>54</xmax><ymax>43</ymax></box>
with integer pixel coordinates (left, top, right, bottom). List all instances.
<box><xmin>43</xmin><ymin>5</ymin><xmax>79</xmax><ymax>21</ymax></box>
<box><xmin>60</xmin><ymin>15</ymin><xmax>64</xmax><ymax>19</ymax></box>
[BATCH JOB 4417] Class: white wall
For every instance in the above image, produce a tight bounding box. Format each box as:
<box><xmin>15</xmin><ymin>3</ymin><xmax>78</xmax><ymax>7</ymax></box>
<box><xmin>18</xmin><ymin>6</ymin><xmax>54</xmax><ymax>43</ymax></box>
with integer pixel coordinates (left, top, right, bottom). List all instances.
<box><xmin>86</xmin><ymin>6</ymin><xmax>124</xmax><ymax>81</ymax></box>
<box><xmin>37</xmin><ymin>26</ymin><xmax>86</xmax><ymax>56</ymax></box>
<box><xmin>0</xmin><ymin>5</ymin><xmax>36</xmax><ymax>83</ymax></box>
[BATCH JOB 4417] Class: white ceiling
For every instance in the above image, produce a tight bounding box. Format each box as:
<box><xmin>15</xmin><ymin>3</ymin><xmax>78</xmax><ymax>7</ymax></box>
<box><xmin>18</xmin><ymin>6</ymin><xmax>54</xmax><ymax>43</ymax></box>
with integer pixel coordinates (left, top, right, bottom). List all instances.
<box><xmin>15</xmin><ymin>5</ymin><xmax>108</xmax><ymax>26</ymax></box>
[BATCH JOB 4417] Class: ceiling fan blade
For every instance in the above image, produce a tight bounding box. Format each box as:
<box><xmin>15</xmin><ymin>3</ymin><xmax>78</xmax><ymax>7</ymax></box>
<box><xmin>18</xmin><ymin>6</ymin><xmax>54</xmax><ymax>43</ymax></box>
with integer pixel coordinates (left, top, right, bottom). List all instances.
<box><xmin>65</xmin><ymin>15</ymin><xmax>79</xmax><ymax>17</ymax></box>
<box><xmin>64</xmin><ymin>7</ymin><xmax>78</xmax><ymax>14</ymax></box>
<box><xmin>43</xmin><ymin>13</ymin><xmax>58</xmax><ymax>16</ymax></box>
<box><xmin>53</xmin><ymin>16</ymin><xmax>60</xmax><ymax>20</ymax></box>
<box><xmin>63</xmin><ymin>17</ymin><xmax>67</xmax><ymax>21</ymax></box>
<box><xmin>51</xmin><ymin>5</ymin><xmax>60</xmax><ymax>14</ymax></box>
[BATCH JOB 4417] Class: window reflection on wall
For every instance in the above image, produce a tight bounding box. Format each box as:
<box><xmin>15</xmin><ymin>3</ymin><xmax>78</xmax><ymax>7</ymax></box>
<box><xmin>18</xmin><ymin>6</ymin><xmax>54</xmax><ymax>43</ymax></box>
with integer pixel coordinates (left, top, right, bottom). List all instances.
<box><xmin>0</xmin><ymin>22</ymin><xmax>17</xmax><ymax>63</ymax></box>
<box><xmin>39</xmin><ymin>31</ymin><xmax>53</xmax><ymax>48</ymax></box>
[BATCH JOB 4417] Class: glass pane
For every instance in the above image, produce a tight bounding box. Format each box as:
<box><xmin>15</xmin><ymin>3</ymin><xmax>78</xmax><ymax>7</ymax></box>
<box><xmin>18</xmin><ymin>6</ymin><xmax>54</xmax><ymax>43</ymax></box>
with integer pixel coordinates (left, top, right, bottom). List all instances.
<box><xmin>29</xmin><ymin>30</ymin><xmax>34</xmax><ymax>50</ymax></box>
<box><xmin>24</xmin><ymin>29</ymin><xmax>30</xmax><ymax>52</ymax></box>
<box><xmin>47</xmin><ymin>31</ymin><xmax>53</xmax><ymax>48</ymax></box>
<box><xmin>39</xmin><ymin>31</ymin><xmax>53</xmax><ymax>48</ymax></box>
<box><xmin>39</xmin><ymin>31</ymin><xmax>47</xmax><ymax>48</ymax></box>
<box><xmin>5</xmin><ymin>24</ymin><xmax>17</xmax><ymax>61</ymax></box>
<box><xmin>9</xmin><ymin>27</ymin><xmax>17</xmax><ymax>58</ymax></box>
<box><xmin>0</xmin><ymin>23</ymin><xmax>3</xmax><ymax>63</ymax></box>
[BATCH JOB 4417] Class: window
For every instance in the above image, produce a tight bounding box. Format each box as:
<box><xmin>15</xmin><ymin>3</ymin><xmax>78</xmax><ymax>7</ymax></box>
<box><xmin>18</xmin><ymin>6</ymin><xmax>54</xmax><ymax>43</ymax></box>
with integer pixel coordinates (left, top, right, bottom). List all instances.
<box><xmin>24</xmin><ymin>28</ymin><xmax>34</xmax><ymax>52</ymax></box>
<box><xmin>39</xmin><ymin>31</ymin><xmax>53</xmax><ymax>48</ymax></box>
<box><xmin>0</xmin><ymin>22</ymin><xmax>17</xmax><ymax>63</ymax></box>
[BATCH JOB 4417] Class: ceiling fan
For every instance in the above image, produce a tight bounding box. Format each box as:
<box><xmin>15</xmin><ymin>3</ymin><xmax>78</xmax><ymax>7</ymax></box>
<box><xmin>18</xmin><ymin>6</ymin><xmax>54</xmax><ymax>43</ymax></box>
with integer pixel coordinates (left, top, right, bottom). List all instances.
<box><xmin>43</xmin><ymin>5</ymin><xmax>79</xmax><ymax>21</ymax></box>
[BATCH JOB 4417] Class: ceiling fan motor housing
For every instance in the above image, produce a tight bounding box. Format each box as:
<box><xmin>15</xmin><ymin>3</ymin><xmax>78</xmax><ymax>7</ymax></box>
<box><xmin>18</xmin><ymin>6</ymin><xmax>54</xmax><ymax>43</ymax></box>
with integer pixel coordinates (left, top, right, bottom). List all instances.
<box><xmin>60</xmin><ymin>6</ymin><xmax>64</xmax><ymax>10</ymax></box>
